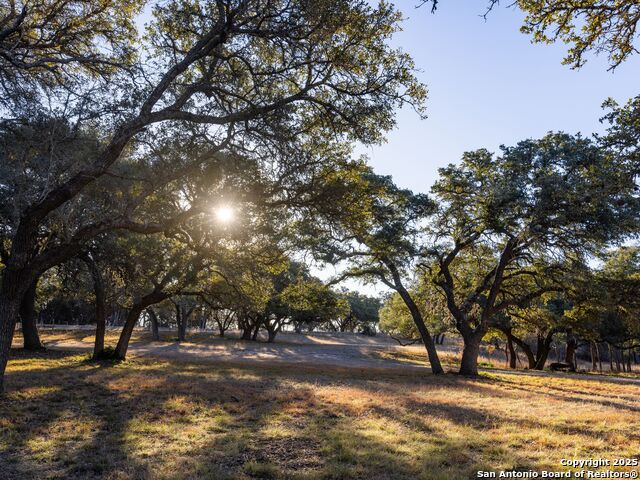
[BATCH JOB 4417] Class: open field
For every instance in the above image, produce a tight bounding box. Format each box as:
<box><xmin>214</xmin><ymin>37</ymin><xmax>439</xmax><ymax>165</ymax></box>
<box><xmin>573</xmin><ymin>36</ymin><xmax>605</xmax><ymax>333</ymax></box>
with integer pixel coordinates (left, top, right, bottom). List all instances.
<box><xmin>2</xmin><ymin>337</ymin><xmax>640</xmax><ymax>480</ymax></box>
<box><xmin>17</xmin><ymin>327</ymin><xmax>638</xmax><ymax>379</ymax></box>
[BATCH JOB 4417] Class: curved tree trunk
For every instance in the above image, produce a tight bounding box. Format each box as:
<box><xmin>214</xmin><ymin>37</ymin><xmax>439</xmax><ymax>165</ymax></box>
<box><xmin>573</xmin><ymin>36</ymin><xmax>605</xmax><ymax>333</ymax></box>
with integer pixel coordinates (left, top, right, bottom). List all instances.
<box><xmin>533</xmin><ymin>343</ymin><xmax>552</xmax><ymax>370</ymax></box>
<box><xmin>394</xmin><ymin>282</ymin><xmax>444</xmax><ymax>374</ymax></box>
<box><xmin>501</xmin><ymin>329</ymin><xmax>536</xmax><ymax>369</ymax></box>
<box><xmin>381</xmin><ymin>258</ymin><xmax>444</xmax><ymax>374</ymax></box>
<box><xmin>216</xmin><ymin>320</ymin><xmax>226</xmax><ymax>337</ymax></box>
<box><xmin>20</xmin><ymin>279</ymin><xmax>44</xmax><ymax>350</ymax></box>
<box><xmin>216</xmin><ymin>311</ymin><xmax>233</xmax><ymax>337</ymax></box>
<box><xmin>114</xmin><ymin>289</ymin><xmax>169</xmax><ymax>360</ymax></box>
<box><xmin>114</xmin><ymin>306</ymin><xmax>144</xmax><ymax>360</ymax></box>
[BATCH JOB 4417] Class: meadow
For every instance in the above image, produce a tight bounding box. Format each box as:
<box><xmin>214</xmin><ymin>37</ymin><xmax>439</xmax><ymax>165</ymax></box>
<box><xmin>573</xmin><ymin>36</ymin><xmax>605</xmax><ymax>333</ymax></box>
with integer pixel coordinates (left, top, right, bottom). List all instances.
<box><xmin>1</xmin><ymin>337</ymin><xmax>639</xmax><ymax>480</ymax></box>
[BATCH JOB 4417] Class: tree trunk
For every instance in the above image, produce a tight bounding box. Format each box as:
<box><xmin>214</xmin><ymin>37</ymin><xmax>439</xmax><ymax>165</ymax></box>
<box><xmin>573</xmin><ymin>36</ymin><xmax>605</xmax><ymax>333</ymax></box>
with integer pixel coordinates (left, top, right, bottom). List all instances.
<box><xmin>596</xmin><ymin>342</ymin><xmax>602</xmax><ymax>372</ymax></box>
<box><xmin>533</xmin><ymin>330</ymin><xmax>556</xmax><ymax>370</ymax></box>
<box><xmin>114</xmin><ymin>289</ymin><xmax>168</xmax><ymax>360</ymax></box>
<box><xmin>83</xmin><ymin>255</ymin><xmax>106</xmax><ymax>358</ymax></box>
<box><xmin>590</xmin><ymin>341</ymin><xmax>597</xmax><ymax>371</ymax></box>
<box><xmin>241</xmin><ymin>322</ymin><xmax>252</xmax><ymax>340</ymax></box>
<box><xmin>216</xmin><ymin>320</ymin><xmax>226</xmax><ymax>337</ymax></box>
<box><xmin>515</xmin><ymin>348</ymin><xmax>522</xmax><ymax>368</ymax></box>
<box><xmin>565</xmin><ymin>330</ymin><xmax>577</xmax><ymax>371</ymax></box>
<box><xmin>175</xmin><ymin>303</ymin><xmax>186</xmax><ymax>342</ymax></box>
<box><xmin>267</xmin><ymin>328</ymin><xmax>276</xmax><ymax>343</ymax></box>
<box><xmin>19</xmin><ymin>279</ymin><xmax>44</xmax><ymax>350</ymax></box>
<box><xmin>506</xmin><ymin>334</ymin><xmax>516</xmax><ymax>369</ymax></box>
<box><xmin>523</xmin><ymin>344</ymin><xmax>537</xmax><ymax>369</ymax></box>
<box><xmin>393</xmin><ymin>283</ymin><xmax>444</xmax><ymax>374</ymax></box>
<box><xmin>251</xmin><ymin>322</ymin><xmax>260</xmax><ymax>341</ymax></box>
<box><xmin>534</xmin><ymin>346</ymin><xmax>551</xmax><ymax>370</ymax></box>
<box><xmin>178</xmin><ymin>319</ymin><xmax>187</xmax><ymax>342</ymax></box>
<box><xmin>0</xmin><ymin>293</ymin><xmax>22</xmax><ymax>393</ymax></box>
<box><xmin>459</xmin><ymin>332</ymin><xmax>482</xmax><ymax>376</ymax></box>
<box><xmin>505</xmin><ymin>330</ymin><xmax>536</xmax><ymax>369</ymax></box>
<box><xmin>608</xmin><ymin>343</ymin><xmax>614</xmax><ymax>372</ymax></box>
<box><xmin>503</xmin><ymin>341</ymin><xmax>509</xmax><ymax>368</ymax></box>
<box><xmin>147</xmin><ymin>308</ymin><xmax>160</xmax><ymax>341</ymax></box>
<box><xmin>114</xmin><ymin>305</ymin><xmax>144</xmax><ymax>360</ymax></box>
<box><xmin>0</xmin><ymin>259</ymin><xmax>38</xmax><ymax>392</ymax></box>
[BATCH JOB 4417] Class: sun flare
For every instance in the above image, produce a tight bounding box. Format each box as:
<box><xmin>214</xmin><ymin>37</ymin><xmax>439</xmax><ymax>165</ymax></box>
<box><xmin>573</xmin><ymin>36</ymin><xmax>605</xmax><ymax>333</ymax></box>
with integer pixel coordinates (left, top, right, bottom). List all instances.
<box><xmin>214</xmin><ymin>205</ymin><xmax>235</xmax><ymax>223</ymax></box>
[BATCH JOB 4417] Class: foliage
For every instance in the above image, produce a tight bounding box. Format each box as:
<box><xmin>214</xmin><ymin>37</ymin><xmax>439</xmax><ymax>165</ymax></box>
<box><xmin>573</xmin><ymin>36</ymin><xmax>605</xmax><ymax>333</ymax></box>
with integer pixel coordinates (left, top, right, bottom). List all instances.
<box><xmin>334</xmin><ymin>289</ymin><xmax>381</xmax><ymax>332</ymax></box>
<box><xmin>568</xmin><ymin>246</ymin><xmax>640</xmax><ymax>347</ymax></box>
<box><xmin>0</xmin><ymin>0</ymin><xmax>142</xmax><ymax>107</ymax></box>
<box><xmin>515</xmin><ymin>0</ymin><xmax>640</xmax><ymax>69</ymax></box>
<box><xmin>422</xmin><ymin>131</ymin><xmax>639</xmax><ymax>373</ymax></box>
<box><xmin>379</xmin><ymin>279</ymin><xmax>451</xmax><ymax>340</ymax></box>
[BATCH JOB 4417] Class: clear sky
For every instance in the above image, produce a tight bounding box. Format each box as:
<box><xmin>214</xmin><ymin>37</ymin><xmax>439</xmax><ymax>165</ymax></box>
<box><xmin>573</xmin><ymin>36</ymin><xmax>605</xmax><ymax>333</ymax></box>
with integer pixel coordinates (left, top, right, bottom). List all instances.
<box><xmin>357</xmin><ymin>1</ymin><xmax>640</xmax><ymax>195</ymax></box>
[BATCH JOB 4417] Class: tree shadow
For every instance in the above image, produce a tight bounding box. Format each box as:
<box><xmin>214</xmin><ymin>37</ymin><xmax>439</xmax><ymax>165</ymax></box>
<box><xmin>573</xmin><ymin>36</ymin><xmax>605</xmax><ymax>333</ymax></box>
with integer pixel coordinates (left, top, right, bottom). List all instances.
<box><xmin>1</xmin><ymin>349</ymin><xmax>153</xmax><ymax>479</ymax></box>
<box><xmin>2</xmin><ymin>349</ymin><xmax>638</xmax><ymax>479</ymax></box>
<box><xmin>491</xmin><ymin>375</ymin><xmax>640</xmax><ymax>414</ymax></box>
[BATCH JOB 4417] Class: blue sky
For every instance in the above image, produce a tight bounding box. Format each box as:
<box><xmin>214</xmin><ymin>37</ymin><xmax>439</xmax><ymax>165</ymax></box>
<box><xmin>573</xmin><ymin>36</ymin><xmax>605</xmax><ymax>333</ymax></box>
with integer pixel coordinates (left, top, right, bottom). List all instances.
<box><xmin>358</xmin><ymin>1</ymin><xmax>640</xmax><ymax>194</ymax></box>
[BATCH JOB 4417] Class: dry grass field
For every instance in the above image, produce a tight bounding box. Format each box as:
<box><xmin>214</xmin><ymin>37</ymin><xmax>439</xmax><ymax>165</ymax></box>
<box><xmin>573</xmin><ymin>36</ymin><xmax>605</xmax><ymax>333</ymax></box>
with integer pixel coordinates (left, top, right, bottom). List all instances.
<box><xmin>1</xmin><ymin>342</ymin><xmax>639</xmax><ymax>480</ymax></box>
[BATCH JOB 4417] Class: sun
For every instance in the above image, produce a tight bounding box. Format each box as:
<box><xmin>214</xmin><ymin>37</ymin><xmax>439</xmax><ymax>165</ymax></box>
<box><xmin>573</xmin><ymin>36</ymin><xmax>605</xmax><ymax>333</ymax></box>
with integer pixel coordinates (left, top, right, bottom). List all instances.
<box><xmin>214</xmin><ymin>205</ymin><xmax>235</xmax><ymax>223</ymax></box>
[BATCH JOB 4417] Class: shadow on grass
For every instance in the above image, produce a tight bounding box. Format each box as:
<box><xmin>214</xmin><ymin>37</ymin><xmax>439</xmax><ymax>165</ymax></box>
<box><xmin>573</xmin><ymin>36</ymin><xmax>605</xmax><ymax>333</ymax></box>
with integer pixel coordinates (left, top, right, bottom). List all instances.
<box><xmin>2</xmin><ymin>349</ymin><xmax>638</xmax><ymax>479</ymax></box>
<box><xmin>490</xmin><ymin>374</ymin><xmax>640</xmax><ymax>414</ymax></box>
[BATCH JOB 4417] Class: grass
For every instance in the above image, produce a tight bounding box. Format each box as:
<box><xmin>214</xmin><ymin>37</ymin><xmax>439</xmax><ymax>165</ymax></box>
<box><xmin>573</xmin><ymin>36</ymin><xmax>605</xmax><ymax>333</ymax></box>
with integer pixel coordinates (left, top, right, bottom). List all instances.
<box><xmin>372</xmin><ymin>348</ymin><xmax>498</xmax><ymax>369</ymax></box>
<box><xmin>1</xmin><ymin>348</ymin><xmax>639</xmax><ymax>480</ymax></box>
<box><xmin>17</xmin><ymin>327</ymin><xmax>173</xmax><ymax>345</ymax></box>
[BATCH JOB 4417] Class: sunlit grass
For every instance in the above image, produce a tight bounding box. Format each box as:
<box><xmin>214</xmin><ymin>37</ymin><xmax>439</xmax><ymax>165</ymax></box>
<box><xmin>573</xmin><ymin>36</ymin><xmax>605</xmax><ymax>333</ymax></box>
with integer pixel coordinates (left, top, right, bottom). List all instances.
<box><xmin>2</xmin><ymin>348</ymin><xmax>639</xmax><ymax>479</ymax></box>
